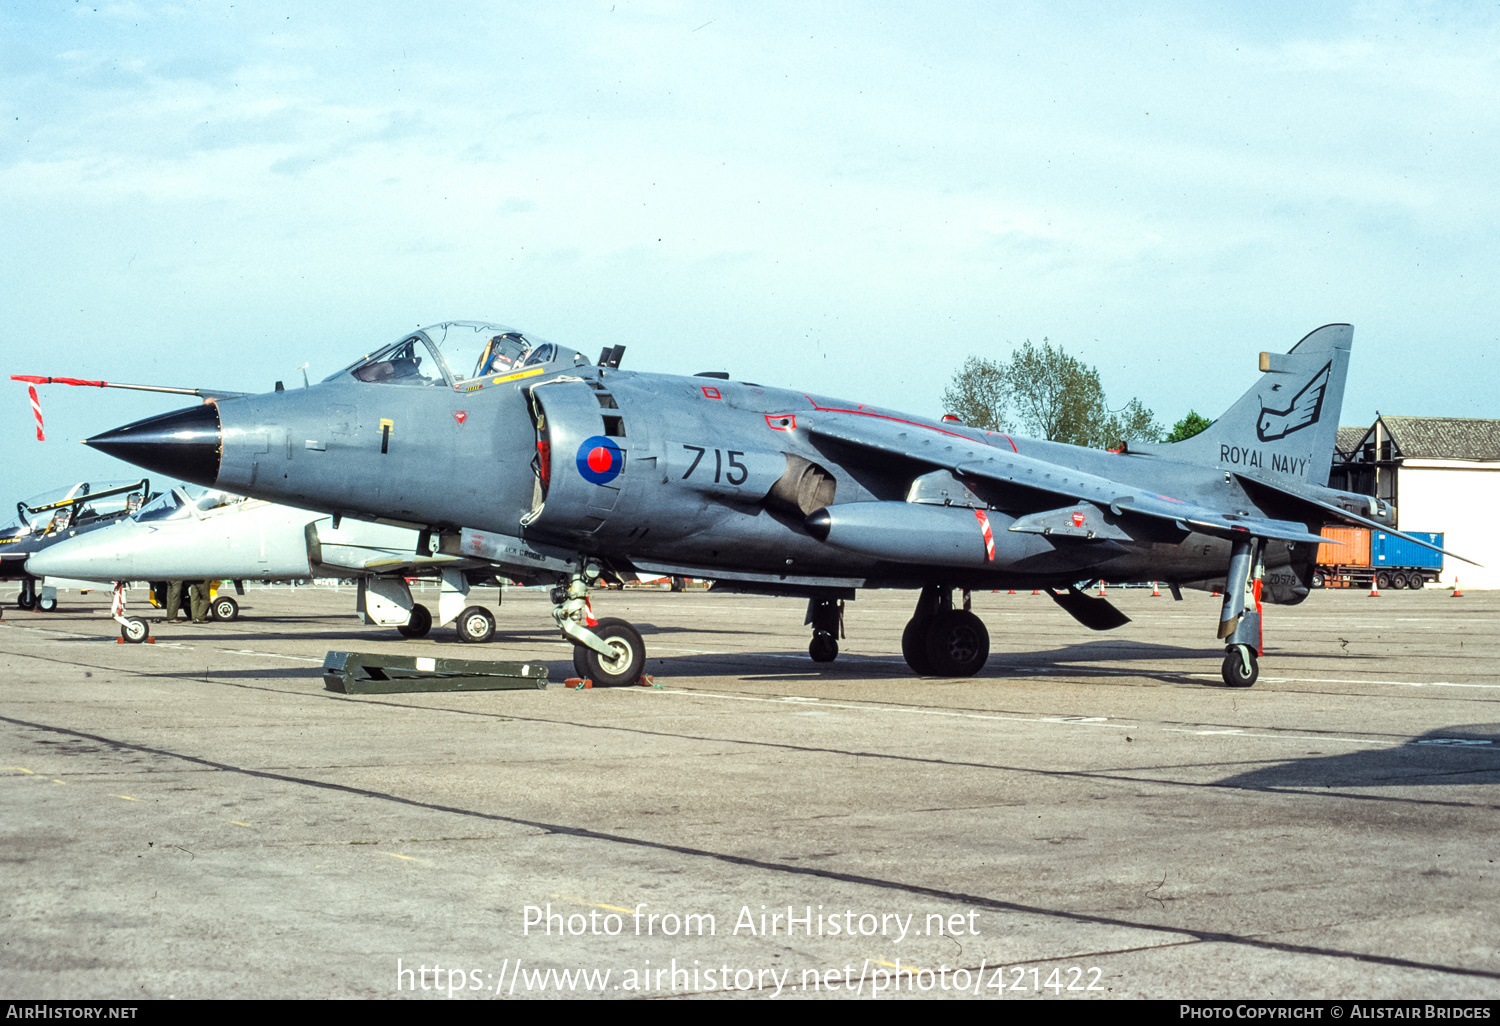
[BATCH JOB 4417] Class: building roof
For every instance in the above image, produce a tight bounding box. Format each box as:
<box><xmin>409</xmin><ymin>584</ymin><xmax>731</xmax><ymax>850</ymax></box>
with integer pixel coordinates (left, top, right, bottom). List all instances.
<box><xmin>1376</xmin><ymin>416</ymin><xmax>1500</xmax><ymax>462</ymax></box>
<box><xmin>1335</xmin><ymin>426</ymin><xmax>1367</xmax><ymax>456</ymax></box>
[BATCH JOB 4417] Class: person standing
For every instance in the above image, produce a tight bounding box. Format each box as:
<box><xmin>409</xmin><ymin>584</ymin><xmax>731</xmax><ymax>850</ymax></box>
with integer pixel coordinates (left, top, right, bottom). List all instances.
<box><xmin>186</xmin><ymin>581</ymin><xmax>211</xmax><ymax>623</ymax></box>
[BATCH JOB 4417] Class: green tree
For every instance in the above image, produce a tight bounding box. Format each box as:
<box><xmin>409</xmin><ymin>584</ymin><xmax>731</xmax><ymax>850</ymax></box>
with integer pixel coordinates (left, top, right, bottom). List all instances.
<box><xmin>1164</xmin><ymin>410</ymin><xmax>1212</xmax><ymax>443</ymax></box>
<box><xmin>940</xmin><ymin>355</ymin><xmax>1010</xmax><ymax>432</ymax></box>
<box><xmin>943</xmin><ymin>337</ymin><xmax>1161</xmax><ymax>448</ymax></box>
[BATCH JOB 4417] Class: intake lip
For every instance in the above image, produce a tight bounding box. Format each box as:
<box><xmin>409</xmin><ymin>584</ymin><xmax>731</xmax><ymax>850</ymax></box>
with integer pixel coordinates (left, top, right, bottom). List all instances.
<box><xmin>85</xmin><ymin>404</ymin><xmax>222</xmax><ymax>487</ymax></box>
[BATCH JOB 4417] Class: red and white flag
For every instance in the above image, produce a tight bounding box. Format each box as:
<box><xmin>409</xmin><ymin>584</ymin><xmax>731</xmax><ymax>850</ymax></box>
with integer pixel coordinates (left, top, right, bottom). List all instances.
<box><xmin>27</xmin><ymin>385</ymin><xmax>43</xmax><ymax>441</ymax></box>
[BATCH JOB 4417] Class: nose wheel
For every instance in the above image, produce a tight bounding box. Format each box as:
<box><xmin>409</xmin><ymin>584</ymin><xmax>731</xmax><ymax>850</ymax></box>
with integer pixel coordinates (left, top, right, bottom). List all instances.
<box><xmin>456</xmin><ymin>605</ymin><xmax>496</xmax><ymax>644</ymax></box>
<box><xmin>555</xmin><ymin>563</ymin><xmax>648</xmax><ymax>685</ymax></box>
<box><xmin>571</xmin><ymin>617</ymin><xmax>646</xmax><ymax>686</ymax></box>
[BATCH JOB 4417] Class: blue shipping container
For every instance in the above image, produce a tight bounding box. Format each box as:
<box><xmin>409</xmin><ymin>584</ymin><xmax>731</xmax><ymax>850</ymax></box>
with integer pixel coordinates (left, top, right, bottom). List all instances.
<box><xmin>1372</xmin><ymin>531</ymin><xmax>1443</xmax><ymax>569</ymax></box>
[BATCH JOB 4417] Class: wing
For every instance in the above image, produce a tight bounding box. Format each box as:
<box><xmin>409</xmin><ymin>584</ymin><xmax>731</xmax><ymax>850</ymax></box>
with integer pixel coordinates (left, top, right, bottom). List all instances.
<box><xmin>802</xmin><ymin>413</ymin><xmax>1331</xmax><ymax>546</ymax></box>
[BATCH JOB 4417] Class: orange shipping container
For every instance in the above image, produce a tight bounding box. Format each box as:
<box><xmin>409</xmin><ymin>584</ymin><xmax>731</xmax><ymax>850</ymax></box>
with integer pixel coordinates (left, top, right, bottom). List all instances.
<box><xmin>1318</xmin><ymin>526</ymin><xmax>1371</xmax><ymax>567</ymax></box>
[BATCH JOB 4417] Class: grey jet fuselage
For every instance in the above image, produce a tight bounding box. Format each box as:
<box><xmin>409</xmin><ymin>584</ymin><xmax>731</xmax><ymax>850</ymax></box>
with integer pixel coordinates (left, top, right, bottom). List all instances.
<box><xmin>82</xmin><ymin>321</ymin><xmax>1421</xmax><ymax>685</ymax></box>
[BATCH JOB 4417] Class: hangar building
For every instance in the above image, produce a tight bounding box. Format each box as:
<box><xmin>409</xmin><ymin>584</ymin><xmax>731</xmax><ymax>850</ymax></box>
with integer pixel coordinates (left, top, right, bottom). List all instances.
<box><xmin>1329</xmin><ymin>416</ymin><xmax>1500</xmax><ymax>589</ymax></box>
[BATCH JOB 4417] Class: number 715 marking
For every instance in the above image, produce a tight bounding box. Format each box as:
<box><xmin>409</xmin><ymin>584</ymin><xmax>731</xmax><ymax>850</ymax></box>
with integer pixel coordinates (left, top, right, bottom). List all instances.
<box><xmin>681</xmin><ymin>445</ymin><xmax>748</xmax><ymax>485</ymax></box>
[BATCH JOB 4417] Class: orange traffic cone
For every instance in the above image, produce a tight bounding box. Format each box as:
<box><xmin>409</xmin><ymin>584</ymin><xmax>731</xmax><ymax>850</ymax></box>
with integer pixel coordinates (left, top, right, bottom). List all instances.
<box><xmin>1032</xmin><ymin>589</ymin><xmax>1041</xmax><ymax>595</ymax></box>
<box><xmin>1007</xmin><ymin>589</ymin><xmax>1016</xmax><ymax>595</ymax></box>
<box><xmin>1369</xmin><ymin>578</ymin><xmax>1380</xmax><ymax>598</ymax></box>
<box><xmin>1151</xmin><ymin>581</ymin><xmax>1161</xmax><ymax>597</ymax></box>
<box><xmin>1097</xmin><ymin>581</ymin><xmax>1107</xmax><ymax>597</ymax></box>
<box><xmin>1453</xmin><ymin>579</ymin><xmax>1464</xmax><ymax>598</ymax></box>
<box><xmin>1211</xmin><ymin>589</ymin><xmax>1220</xmax><ymax>597</ymax></box>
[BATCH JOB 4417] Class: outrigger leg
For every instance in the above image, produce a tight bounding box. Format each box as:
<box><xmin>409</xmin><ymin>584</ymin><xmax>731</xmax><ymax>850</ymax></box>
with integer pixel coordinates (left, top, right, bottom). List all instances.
<box><xmin>553</xmin><ymin>560</ymin><xmax>646</xmax><ymax>685</ymax></box>
<box><xmin>1217</xmin><ymin>538</ymin><xmax>1264</xmax><ymax>687</ymax></box>
<box><xmin>806</xmin><ymin>595</ymin><xmax>844</xmax><ymax>663</ymax></box>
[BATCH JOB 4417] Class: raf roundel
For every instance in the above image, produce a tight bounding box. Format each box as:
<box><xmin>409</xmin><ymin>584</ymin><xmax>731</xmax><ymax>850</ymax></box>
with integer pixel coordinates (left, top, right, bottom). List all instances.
<box><xmin>576</xmin><ymin>436</ymin><xmax>625</xmax><ymax>485</ymax></box>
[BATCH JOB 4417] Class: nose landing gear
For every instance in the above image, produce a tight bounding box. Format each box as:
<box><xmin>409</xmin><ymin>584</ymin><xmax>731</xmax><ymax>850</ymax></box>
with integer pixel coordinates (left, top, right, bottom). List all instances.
<box><xmin>553</xmin><ymin>562</ymin><xmax>647</xmax><ymax>685</ymax></box>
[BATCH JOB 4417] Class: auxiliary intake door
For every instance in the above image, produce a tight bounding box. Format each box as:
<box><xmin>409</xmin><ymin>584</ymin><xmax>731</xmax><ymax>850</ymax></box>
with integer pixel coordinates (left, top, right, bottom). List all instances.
<box><xmin>526</xmin><ymin>379</ymin><xmax>631</xmax><ymax>537</ymax></box>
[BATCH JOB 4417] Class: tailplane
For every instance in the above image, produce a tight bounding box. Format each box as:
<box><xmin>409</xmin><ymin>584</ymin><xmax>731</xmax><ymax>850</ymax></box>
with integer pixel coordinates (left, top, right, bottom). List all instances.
<box><xmin>1135</xmin><ymin>324</ymin><xmax>1352</xmax><ymax>485</ymax></box>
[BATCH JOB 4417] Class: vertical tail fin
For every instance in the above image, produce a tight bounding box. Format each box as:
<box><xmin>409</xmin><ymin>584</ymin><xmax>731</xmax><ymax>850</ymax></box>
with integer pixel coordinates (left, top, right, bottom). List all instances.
<box><xmin>1136</xmin><ymin>324</ymin><xmax>1352</xmax><ymax>485</ymax></box>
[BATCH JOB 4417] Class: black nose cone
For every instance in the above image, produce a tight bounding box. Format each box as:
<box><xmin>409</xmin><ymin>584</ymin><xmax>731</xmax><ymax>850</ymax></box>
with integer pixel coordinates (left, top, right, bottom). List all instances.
<box><xmin>85</xmin><ymin>404</ymin><xmax>222</xmax><ymax>486</ymax></box>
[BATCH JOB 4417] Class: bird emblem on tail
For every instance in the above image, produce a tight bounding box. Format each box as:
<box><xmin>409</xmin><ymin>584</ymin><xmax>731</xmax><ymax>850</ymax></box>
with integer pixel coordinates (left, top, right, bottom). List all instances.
<box><xmin>1256</xmin><ymin>361</ymin><xmax>1331</xmax><ymax>442</ymax></box>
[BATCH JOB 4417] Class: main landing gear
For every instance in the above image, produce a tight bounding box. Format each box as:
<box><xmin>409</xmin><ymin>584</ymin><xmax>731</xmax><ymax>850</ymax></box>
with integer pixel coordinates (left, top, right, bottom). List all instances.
<box><xmin>902</xmin><ymin>585</ymin><xmax>990</xmax><ymax>677</ymax></box>
<box><xmin>553</xmin><ymin>562</ymin><xmax>646</xmax><ymax>686</ymax></box>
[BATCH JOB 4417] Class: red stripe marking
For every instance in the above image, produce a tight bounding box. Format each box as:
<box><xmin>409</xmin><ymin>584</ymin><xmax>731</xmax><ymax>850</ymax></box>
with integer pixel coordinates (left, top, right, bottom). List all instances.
<box><xmin>11</xmin><ymin>375</ymin><xmax>107</xmax><ymax>387</ymax></box>
<box><xmin>28</xmin><ymin>385</ymin><xmax>43</xmax><ymax>441</ymax></box>
<box><xmin>805</xmin><ymin>396</ymin><xmax>1019</xmax><ymax>452</ymax></box>
<box><xmin>974</xmin><ymin>509</ymin><xmax>995</xmax><ymax>561</ymax></box>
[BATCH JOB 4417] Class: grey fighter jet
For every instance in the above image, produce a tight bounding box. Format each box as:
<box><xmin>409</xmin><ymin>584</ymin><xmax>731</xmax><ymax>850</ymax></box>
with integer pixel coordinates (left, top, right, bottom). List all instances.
<box><xmin>25</xmin><ymin>485</ymin><xmax>503</xmax><ymax>644</ymax></box>
<box><xmin>71</xmin><ymin>320</ymin><xmax>1464</xmax><ymax>687</ymax></box>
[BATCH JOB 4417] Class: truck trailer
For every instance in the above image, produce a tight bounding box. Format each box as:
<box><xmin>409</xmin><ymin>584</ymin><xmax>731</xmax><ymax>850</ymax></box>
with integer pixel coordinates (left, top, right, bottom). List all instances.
<box><xmin>1312</xmin><ymin>526</ymin><xmax>1443</xmax><ymax>590</ymax></box>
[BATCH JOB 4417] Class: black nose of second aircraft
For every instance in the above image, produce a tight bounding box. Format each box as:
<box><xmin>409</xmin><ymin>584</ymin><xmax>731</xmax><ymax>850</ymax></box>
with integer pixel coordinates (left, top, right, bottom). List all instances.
<box><xmin>85</xmin><ymin>403</ymin><xmax>223</xmax><ymax>486</ymax></box>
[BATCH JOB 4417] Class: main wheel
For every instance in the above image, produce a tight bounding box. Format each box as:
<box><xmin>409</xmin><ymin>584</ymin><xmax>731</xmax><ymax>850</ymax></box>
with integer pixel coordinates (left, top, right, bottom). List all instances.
<box><xmin>1221</xmin><ymin>646</ymin><xmax>1258</xmax><ymax>687</ymax></box>
<box><xmin>455</xmin><ymin>605</ymin><xmax>495</xmax><ymax>644</ymax></box>
<box><xmin>211</xmin><ymin>595</ymin><xmax>240</xmax><ymax>621</ymax></box>
<box><xmin>398</xmin><ymin>603</ymin><xmax>432</xmax><ymax>638</ymax></box>
<box><xmin>17</xmin><ymin>591</ymin><xmax>35</xmax><ymax>611</ymax></box>
<box><xmin>573</xmin><ymin>617</ymin><xmax>646</xmax><ymax>686</ymax></box>
<box><xmin>1310</xmin><ymin>571</ymin><xmax>1325</xmax><ymax>588</ymax></box>
<box><xmin>809</xmin><ymin>632</ymin><xmax>839</xmax><ymax>663</ymax></box>
<box><xmin>901</xmin><ymin>616</ymin><xmax>934</xmax><ymax>675</ymax></box>
<box><xmin>923</xmin><ymin>610</ymin><xmax>990</xmax><ymax>677</ymax></box>
<box><xmin>36</xmin><ymin>595</ymin><xmax>57</xmax><ymax>612</ymax></box>
<box><xmin>120</xmin><ymin>617</ymin><xmax>149</xmax><ymax>644</ymax></box>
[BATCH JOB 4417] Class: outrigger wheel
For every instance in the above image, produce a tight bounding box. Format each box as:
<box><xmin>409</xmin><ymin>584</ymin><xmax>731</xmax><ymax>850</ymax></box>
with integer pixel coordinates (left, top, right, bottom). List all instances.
<box><xmin>572</xmin><ymin>617</ymin><xmax>646</xmax><ymax>686</ymax></box>
<box><xmin>809</xmin><ymin>632</ymin><xmax>838</xmax><ymax>662</ymax></box>
<box><xmin>1222</xmin><ymin>645</ymin><xmax>1259</xmax><ymax>687</ymax></box>
<box><xmin>120</xmin><ymin>617</ymin><xmax>149</xmax><ymax>644</ymax></box>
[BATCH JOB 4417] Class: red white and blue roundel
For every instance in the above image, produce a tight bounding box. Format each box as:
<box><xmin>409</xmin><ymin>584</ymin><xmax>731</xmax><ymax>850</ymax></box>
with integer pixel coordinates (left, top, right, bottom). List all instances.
<box><xmin>576</xmin><ymin>436</ymin><xmax>625</xmax><ymax>485</ymax></box>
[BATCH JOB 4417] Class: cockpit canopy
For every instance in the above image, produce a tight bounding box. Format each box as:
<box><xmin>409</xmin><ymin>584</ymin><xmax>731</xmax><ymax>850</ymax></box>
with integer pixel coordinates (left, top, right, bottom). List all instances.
<box><xmin>330</xmin><ymin>321</ymin><xmax>590</xmax><ymax>390</ymax></box>
<box><xmin>134</xmin><ymin>486</ymin><xmax>247</xmax><ymax>524</ymax></box>
<box><xmin>6</xmin><ymin>480</ymin><xmax>148</xmax><ymax>535</ymax></box>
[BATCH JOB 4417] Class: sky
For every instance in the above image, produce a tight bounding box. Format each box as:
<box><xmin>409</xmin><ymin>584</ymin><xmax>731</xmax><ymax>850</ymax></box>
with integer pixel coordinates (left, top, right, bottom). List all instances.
<box><xmin>2</xmin><ymin>0</ymin><xmax>1497</xmax><ymax>500</ymax></box>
